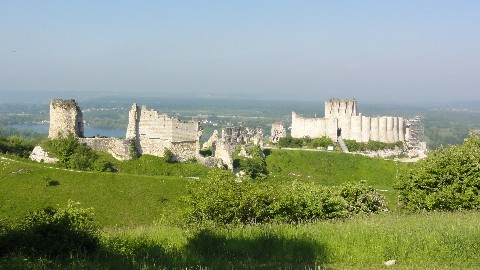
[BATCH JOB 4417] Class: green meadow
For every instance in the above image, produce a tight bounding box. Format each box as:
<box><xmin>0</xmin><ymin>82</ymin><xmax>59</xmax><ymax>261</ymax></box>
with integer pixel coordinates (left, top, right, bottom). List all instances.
<box><xmin>1</xmin><ymin>149</ymin><xmax>478</xmax><ymax>269</ymax></box>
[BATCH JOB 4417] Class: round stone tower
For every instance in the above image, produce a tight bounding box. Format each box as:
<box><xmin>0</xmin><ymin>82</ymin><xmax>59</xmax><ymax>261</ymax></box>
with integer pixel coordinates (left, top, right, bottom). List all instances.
<box><xmin>48</xmin><ymin>99</ymin><xmax>84</xmax><ymax>139</ymax></box>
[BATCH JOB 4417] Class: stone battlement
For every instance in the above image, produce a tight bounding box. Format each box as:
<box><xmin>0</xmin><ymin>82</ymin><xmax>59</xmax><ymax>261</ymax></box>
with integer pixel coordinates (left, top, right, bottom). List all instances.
<box><xmin>292</xmin><ymin>99</ymin><xmax>405</xmax><ymax>143</ymax></box>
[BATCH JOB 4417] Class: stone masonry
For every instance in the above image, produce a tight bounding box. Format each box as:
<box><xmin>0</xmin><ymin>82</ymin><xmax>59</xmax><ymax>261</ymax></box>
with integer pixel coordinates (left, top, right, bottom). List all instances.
<box><xmin>48</xmin><ymin>99</ymin><xmax>84</xmax><ymax>139</ymax></box>
<box><xmin>270</xmin><ymin>122</ymin><xmax>286</xmax><ymax>143</ymax></box>
<box><xmin>291</xmin><ymin>99</ymin><xmax>405</xmax><ymax>143</ymax></box>
<box><xmin>213</xmin><ymin>126</ymin><xmax>264</xmax><ymax>169</ymax></box>
<box><xmin>126</xmin><ymin>103</ymin><xmax>201</xmax><ymax>162</ymax></box>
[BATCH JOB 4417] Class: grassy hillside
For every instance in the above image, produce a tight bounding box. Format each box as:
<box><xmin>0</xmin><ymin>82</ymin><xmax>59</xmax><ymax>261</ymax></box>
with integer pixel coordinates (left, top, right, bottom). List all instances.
<box><xmin>0</xmin><ymin>157</ymin><xmax>191</xmax><ymax>227</ymax></box>
<box><xmin>265</xmin><ymin>149</ymin><xmax>404</xmax><ymax>208</ymax></box>
<box><xmin>0</xmin><ymin>149</ymin><xmax>404</xmax><ymax>227</ymax></box>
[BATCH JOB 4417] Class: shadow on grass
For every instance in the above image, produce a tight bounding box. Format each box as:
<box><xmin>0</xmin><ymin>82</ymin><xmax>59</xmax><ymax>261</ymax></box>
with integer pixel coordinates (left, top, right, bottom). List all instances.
<box><xmin>184</xmin><ymin>228</ymin><xmax>327</xmax><ymax>269</ymax></box>
<box><xmin>1</xmin><ymin>228</ymin><xmax>328</xmax><ymax>269</ymax></box>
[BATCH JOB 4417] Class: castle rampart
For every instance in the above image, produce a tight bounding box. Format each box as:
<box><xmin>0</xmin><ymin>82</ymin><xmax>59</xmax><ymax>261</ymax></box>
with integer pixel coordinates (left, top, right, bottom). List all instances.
<box><xmin>126</xmin><ymin>103</ymin><xmax>201</xmax><ymax>161</ymax></box>
<box><xmin>292</xmin><ymin>99</ymin><xmax>406</xmax><ymax>143</ymax></box>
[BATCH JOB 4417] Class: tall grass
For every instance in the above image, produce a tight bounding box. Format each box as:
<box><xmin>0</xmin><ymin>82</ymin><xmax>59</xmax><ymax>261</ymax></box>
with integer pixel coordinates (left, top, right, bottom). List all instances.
<box><xmin>3</xmin><ymin>211</ymin><xmax>478</xmax><ymax>269</ymax></box>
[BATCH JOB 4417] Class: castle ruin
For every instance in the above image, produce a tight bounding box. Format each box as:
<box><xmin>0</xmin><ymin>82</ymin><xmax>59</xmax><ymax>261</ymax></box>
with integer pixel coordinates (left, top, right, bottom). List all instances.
<box><xmin>48</xmin><ymin>99</ymin><xmax>84</xmax><ymax>139</ymax></box>
<box><xmin>47</xmin><ymin>99</ymin><xmax>202</xmax><ymax>162</ymax></box>
<box><xmin>291</xmin><ymin>99</ymin><xmax>406</xmax><ymax>143</ymax></box>
<box><xmin>270</xmin><ymin>122</ymin><xmax>286</xmax><ymax>143</ymax></box>
<box><xmin>125</xmin><ymin>103</ymin><xmax>201</xmax><ymax>161</ymax></box>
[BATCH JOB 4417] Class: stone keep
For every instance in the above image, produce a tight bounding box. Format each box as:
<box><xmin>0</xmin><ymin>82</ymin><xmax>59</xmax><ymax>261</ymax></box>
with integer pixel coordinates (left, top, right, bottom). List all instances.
<box><xmin>48</xmin><ymin>99</ymin><xmax>84</xmax><ymax>139</ymax></box>
<box><xmin>292</xmin><ymin>99</ymin><xmax>406</xmax><ymax>143</ymax></box>
<box><xmin>126</xmin><ymin>103</ymin><xmax>201</xmax><ymax>161</ymax></box>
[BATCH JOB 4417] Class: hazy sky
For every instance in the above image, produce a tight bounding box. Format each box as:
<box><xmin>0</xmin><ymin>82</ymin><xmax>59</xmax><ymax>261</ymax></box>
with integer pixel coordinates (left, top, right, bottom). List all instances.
<box><xmin>1</xmin><ymin>1</ymin><xmax>479</xmax><ymax>102</ymax></box>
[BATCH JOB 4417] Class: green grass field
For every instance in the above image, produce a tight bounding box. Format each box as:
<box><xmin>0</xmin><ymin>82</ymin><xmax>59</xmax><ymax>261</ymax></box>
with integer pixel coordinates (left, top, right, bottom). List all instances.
<box><xmin>2</xmin><ymin>150</ymin><xmax>477</xmax><ymax>269</ymax></box>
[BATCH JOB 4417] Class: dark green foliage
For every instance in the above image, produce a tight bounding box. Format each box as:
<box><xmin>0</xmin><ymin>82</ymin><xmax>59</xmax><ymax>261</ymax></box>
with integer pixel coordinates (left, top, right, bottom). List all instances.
<box><xmin>199</xmin><ymin>147</ymin><xmax>213</xmax><ymax>157</ymax></box>
<box><xmin>344</xmin><ymin>139</ymin><xmax>404</xmax><ymax>152</ymax></box>
<box><xmin>277</xmin><ymin>136</ymin><xmax>334</xmax><ymax>149</ymax></box>
<box><xmin>396</xmin><ymin>133</ymin><xmax>480</xmax><ymax>211</ymax></box>
<box><xmin>44</xmin><ymin>134</ymin><xmax>113</xmax><ymax>172</ymax></box>
<box><xmin>338</xmin><ymin>181</ymin><xmax>388</xmax><ymax>213</ymax></box>
<box><xmin>236</xmin><ymin>145</ymin><xmax>267</xmax><ymax>179</ymax></box>
<box><xmin>163</xmin><ymin>148</ymin><xmax>174</xmax><ymax>162</ymax></box>
<box><xmin>0</xmin><ymin>202</ymin><xmax>99</xmax><ymax>258</ymax></box>
<box><xmin>0</xmin><ymin>136</ymin><xmax>35</xmax><ymax>158</ymax></box>
<box><xmin>184</xmin><ymin>171</ymin><xmax>387</xmax><ymax>225</ymax></box>
<box><xmin>277</xmin><ymin>136</ymin><xmax>304</xmax><ymax>148</ymax></box>
<box><xmin>307</xmin><ymin>136</ymin><xmax>334</xmax><ymax>148</ymax></box>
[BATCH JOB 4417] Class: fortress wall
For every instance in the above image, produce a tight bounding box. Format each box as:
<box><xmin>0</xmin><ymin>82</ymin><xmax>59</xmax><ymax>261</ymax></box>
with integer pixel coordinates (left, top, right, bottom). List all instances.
<box><xmin>126</xmin><ymin>103</ymin><xmax>201</xmax><ymax>160</ymax></box>
<box><xmin>361</xmin><ymin>116</ymin><xmax>371</xmax><ymax>143</ymax></box>
<box><xmin>291</xmin><ymin>101</ymin><xmax>406</xmax><ymax>144</ymax></box>
<box><xmin>338</xmin><ymin>116</ymin><xmax>351</xmax><ymax>139</ymax></box>
<box><xmin>137</xmin><ymin>106</ymin><xmax>174</xmax><ymax>140</ymax></box>
<box><xmin>393</xmin><ymin>117</ymin><xmax>399</xmax><ymax>142</ymax></box>
<box><xmin>370</xmin><ymin>117</ymin><xmax>379</xmax><ymax>141</ymax></box>
<box><xmin>386</xmin><ymin>117</ymin><xmax>394</xmax><ymax>143</ymax></box>
<box><xmin>405</xmin><ymin>127</ymin><xmax>411</xmax><ymax>142</ymax></box>
<box><xmin>379</xmin><ymin>117</ymin><xmax>387</xmax><ymax>142</ymax></box>
<box><xmin>48</xmin><ymin>99</ymin><xmax>84</xmax><ymax>139</ymax></box>
<box><xmin>326</xmin><ymin>118</ymin><xmax>338</xmax><ymax>141</ymax></box>
<box><xmin>170</xmin><ymin>119</ymin><xmax>200</xmax><ymax>143</ymax></box>
<box><xmin>79</xmin><ymin>138</ymin><xmax>132</xmax><ymax>161</ymax></box>
<box><xmin>350</xmin><ymin>116</ymin><xmax>362</xmax><ymax>142</ymax></box>
<box><xmin>398</xmin><ymin>117</ymin><xmax>405</xmax><ymax>141</ymax></box>
<box><xmin>137</xmin><ymin>137</ymin><xmax>171</xmax><ymax>157</ymax></box>
<box><xmin>291</xmin><ymin>112</ymin><xmax>327</xmax><ymax>138</ymax></box>
<box><xmin>291</xmin><ymin>112</ymin><xmax>305</xmax><ymax>138</ymax></box>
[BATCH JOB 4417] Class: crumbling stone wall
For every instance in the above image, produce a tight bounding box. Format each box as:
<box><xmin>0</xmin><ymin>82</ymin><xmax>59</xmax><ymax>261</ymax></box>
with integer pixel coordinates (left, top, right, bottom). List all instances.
<box><xmin>202</xmin><ymin>130</ymin><xmax>218</xmax><ymax>149</ymax></box>
<box><xmin>79</xmin><ymin>138</ymin><xmax>132</xmax><ymax>161</ymax></box>
<box><xmin>48</xmin><ymin>99</ymin><xmax>84</xmax><ymax>139</ymax></box>
<box><xmin>213</xmin><ymin>126</ymin><xmax>264</xmax><ymax>169</ymax></box>
<box><xmin>126</xmin><ymin>103</ymin><xmax>201</xmax><ymax>161</ymax></box>
<box><xmin>270</xmin><ymin>123</ymin><xmax>286</xmax><ymax>143</ymax></box>
<box><xmin>292</xmin><ymin>99</ymin><xmax>406</xmax><ymax>143</ymax></box>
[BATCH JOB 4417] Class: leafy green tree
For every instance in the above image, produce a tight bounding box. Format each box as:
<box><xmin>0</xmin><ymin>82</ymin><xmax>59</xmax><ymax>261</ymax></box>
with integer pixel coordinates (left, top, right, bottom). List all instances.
<box><xmin>396</xmin><ymin>133</ymin><xmax>480</xmax><ymax>211</ymax></box>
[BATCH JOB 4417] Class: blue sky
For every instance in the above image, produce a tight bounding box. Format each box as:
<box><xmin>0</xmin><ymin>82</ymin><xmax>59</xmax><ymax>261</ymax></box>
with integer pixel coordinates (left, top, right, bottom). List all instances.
<box><xmin>1</xmin><ymin>1</ymin><xmax>479</xmax><ymax>102</ymax></box>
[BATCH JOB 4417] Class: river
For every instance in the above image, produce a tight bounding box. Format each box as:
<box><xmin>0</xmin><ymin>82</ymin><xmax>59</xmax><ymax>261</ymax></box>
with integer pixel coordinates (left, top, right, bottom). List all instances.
<box><xmin>9</xmin><ymin>124</ymin><xmax>125</xmax><ymax>138</ymax></box>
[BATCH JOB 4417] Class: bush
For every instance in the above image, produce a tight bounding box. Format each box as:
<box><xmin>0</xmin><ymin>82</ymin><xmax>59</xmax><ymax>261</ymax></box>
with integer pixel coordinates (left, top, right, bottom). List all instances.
<box><xmin>184</xmin><ymin>173</ymin><xmax>387</xmax><ymax>225</ymax></box>
<box><xmin>338</xmin><ymin>181</ymin><xmax>388</xmax><ymax>213</ymax></box>
<box><xmin>45</xmin><ymin>134</ymin><xmax>113</xmax><ymax>171</ymax></box>
<box><xmin>0</xmin><ymin>136</ymin><xmax>35</xmax><ymax>158</ymax></box>
<box><xmin>0</xmin><ymin>201</ymin><xmax>99</xmax><ymax>258</ymax></box>
<box><xmin>344</xmin><ymin>139</ymin><xmax>403</xmax><ymax>152</ymax></box>
<box><xmin>236</xmin><ymin>145</ymin><xmax>267</xmax><ymax>179</ymax></box>
<box><xmin>163</xmin><ymin>148</ymin><xmax>174</xmax><ymax>162</ymax></box>
<box><xmin>396</xmin><ymin>133</ymin><xmax>480</xmax><ymax>211</ymax></box>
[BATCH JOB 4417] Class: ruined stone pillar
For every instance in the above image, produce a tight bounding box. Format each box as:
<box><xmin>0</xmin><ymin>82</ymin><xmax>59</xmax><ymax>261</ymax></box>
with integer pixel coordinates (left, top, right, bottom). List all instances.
<box><xmin>379</xmin><ymin>117</ymin><xmax>387</xmax><ymax>142</ymax></box>
<box><xmin>126</xmin><ymin>103</ymin><xmax>139</xmax><ymax>140</ymax></box>
<box><xmin>370</xmin><ymin>117</ymin><xmax>379</xmax><ymax>141</ymax></box>
<box><xmin>361</xmin><ymin>116</ymin><xmax>371</xmax><ymax>143</ymax></box>
<box><xmin>405</xmin><ymin>127</ymin><xmax>411</xmax><ymax>142</ymax></box>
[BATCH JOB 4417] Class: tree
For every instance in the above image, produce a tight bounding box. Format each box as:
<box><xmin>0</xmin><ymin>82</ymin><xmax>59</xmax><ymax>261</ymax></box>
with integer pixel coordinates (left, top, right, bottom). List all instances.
<box><xmin>396</xmin><ymin>133</ymin><xmax>480</xmax><ymax>211</ymax></box>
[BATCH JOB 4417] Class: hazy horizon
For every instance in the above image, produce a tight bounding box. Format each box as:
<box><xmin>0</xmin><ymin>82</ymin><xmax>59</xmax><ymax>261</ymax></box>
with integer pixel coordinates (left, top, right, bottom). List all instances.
<box><xmin>1</xmin><ymin>1</ymin><xmax>479</xmax><ymax>103</ymax></box>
